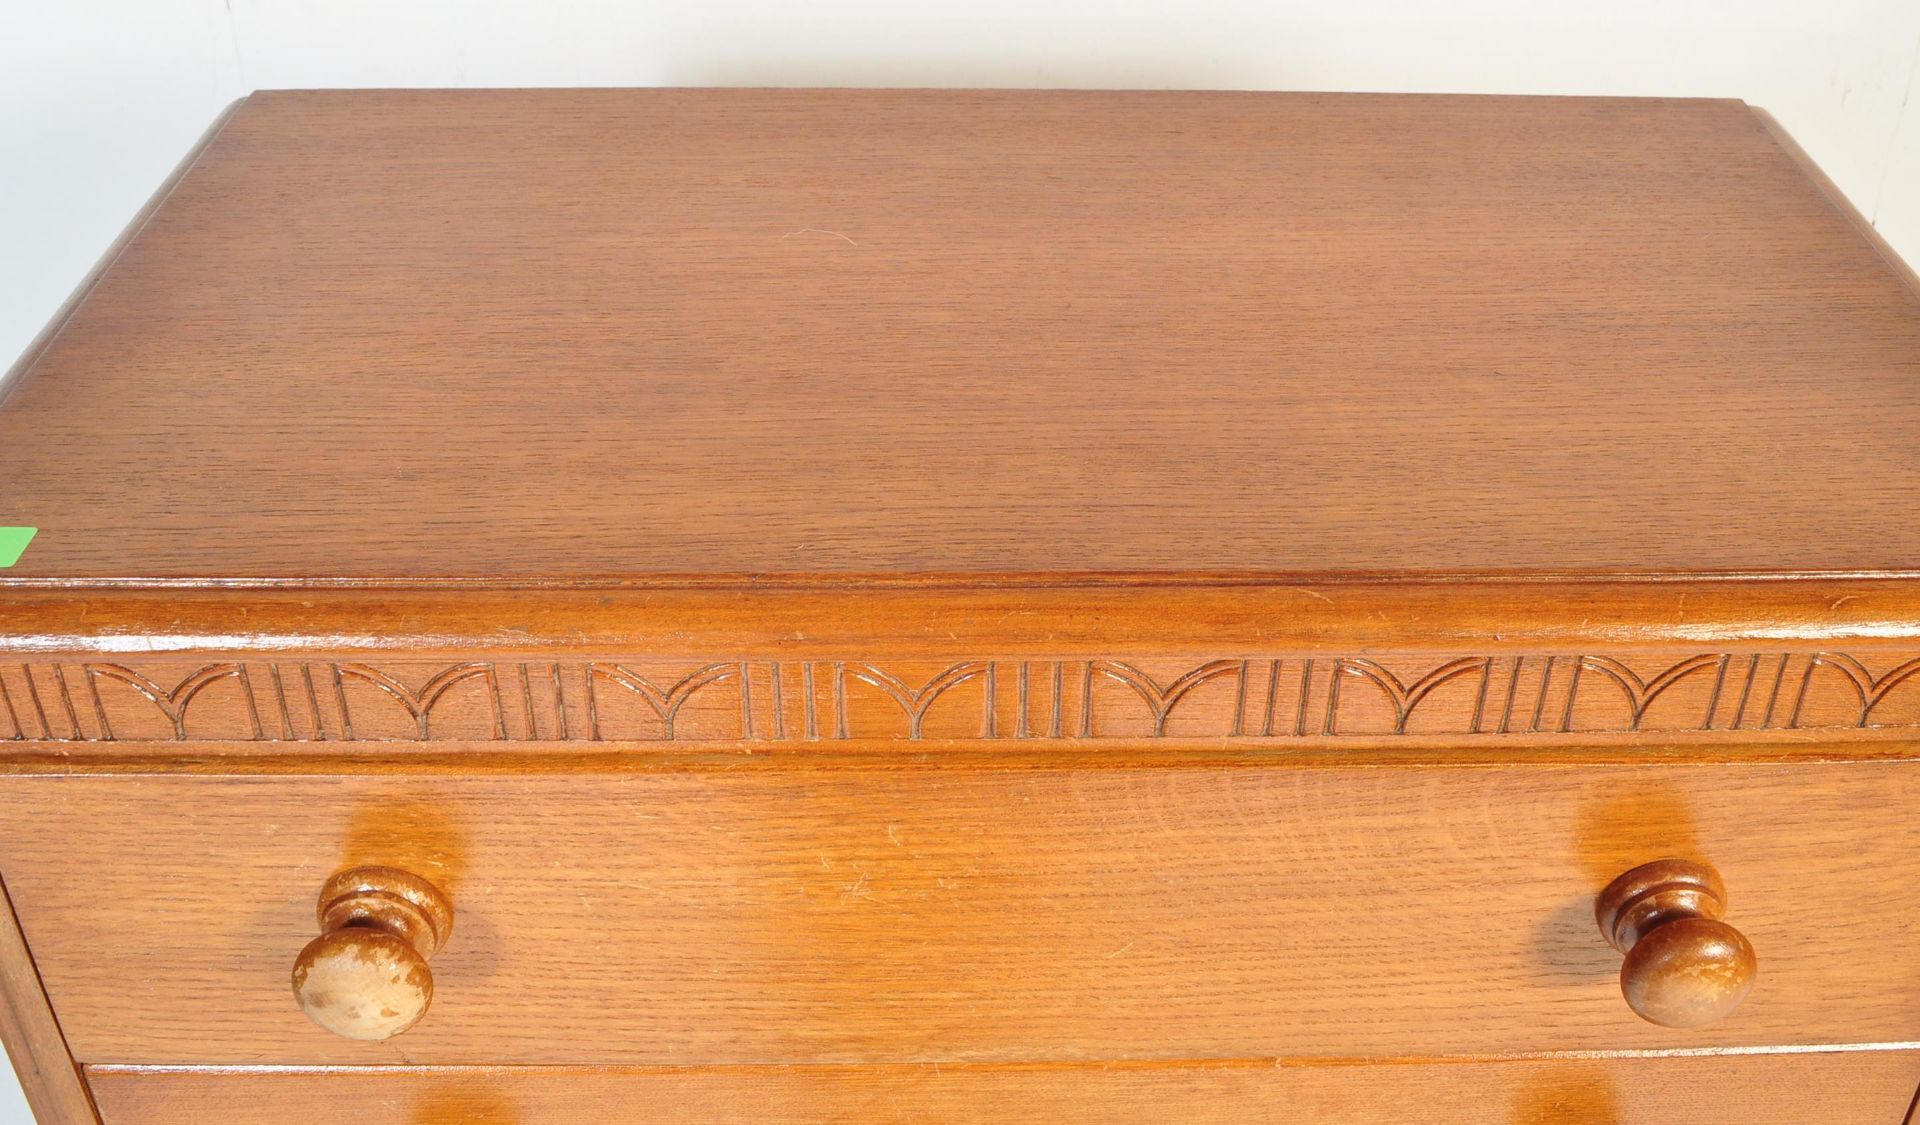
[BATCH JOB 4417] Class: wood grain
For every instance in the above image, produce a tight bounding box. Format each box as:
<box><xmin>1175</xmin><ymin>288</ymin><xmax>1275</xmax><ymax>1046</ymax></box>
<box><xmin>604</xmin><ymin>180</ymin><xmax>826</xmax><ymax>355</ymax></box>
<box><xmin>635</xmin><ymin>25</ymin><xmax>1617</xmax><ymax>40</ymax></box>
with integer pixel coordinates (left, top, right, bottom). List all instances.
<box><xmin>3</xmin><ymin>761</ymin><xmax>1919</xmax><ymax>1066</ymax></box>
<box><xmin>1754</xmin><ymin>108</ymin><xmax>1920</xmax><ymax>299</ymax></box>
<box><xmin>9</xmin><ymin>580</ymin><xmax>1920</xmax><ymax>659</ymax></box>
<box><xmin>0</xmin><ymin>876</ymin><xmax>96</xmax><ymax>1123</ymax></box>
<box><xmin>3</xmin><ymin>90</ymin><xmax>1919</xmax><ymax>584</ymax></box>
<box><xmin>9</xmin><ymin>649</ymin><xmax>1920</xmax><ymax>746</ymax></box>
<box><xmin>5</xmin><ymin>89</ymin><xmax>1920</xmax><ymax>1119</ymax></box>
<box><xmin>83</xmin><ymin>1052</ymin><xmax>1920</xmax><ymax>1125</ymax></box>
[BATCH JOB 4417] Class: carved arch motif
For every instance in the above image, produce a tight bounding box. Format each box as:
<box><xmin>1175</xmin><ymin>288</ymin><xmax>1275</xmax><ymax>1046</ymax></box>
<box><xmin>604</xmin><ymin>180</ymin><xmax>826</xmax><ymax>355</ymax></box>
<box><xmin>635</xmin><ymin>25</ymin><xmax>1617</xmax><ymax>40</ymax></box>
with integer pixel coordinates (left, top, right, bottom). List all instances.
<box><xmin>1570</xmin><ymin>655</ymin><xmax>1727</xmax><ymax>732</ymax></box>
<box><xmin>1790</xmin><ymin>654</ymin><xmax>1920</xmax><ymax>728</ymax></box>
<box><xmin>1326</xmin><ymin>657</ymin><xmax>1491</xmax><ymax>735</ymax></box>
<box><xmin>585</xmin><ymin>662</ymin><xmax>740</xmax><ymax>740</ymax></box>
<box><xmin>83</xmin><ymin>663</ymin><xmax>262</xmax><ymax>740</ymax></box>
<box><xmin>334</xmin><ymin>663</ymin><xmax>506</xmax><ymax>741</ymax></box>
<box><xmin>1091</xmin><ymin>660</ymin><xmax>1245</xmax><ymax>736</ymax></box>
<box><xmin>4</xmin><ymin>651</ymin><xmax>1918</xmax><ymax>745</ymax></box>
<box><xmin>842</xmin><ymin>662</ymin><xmax>993</xmax><ymax>738</ymax></box>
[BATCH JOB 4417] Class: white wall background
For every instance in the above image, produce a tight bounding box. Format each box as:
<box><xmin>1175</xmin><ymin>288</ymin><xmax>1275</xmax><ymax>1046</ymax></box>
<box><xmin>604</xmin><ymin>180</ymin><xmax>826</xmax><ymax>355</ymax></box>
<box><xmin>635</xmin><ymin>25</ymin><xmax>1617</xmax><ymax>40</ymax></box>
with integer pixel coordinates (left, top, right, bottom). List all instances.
<box><xmin>1</xmin><ymin>0</ymin><xmax>1918</xmax><ymax>1118</ymax></box>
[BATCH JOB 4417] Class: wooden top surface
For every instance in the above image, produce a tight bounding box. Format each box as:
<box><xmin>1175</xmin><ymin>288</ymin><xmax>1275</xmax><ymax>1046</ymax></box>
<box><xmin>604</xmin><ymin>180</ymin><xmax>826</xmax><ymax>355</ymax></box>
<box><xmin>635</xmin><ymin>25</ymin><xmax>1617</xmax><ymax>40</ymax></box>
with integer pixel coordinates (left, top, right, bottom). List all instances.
<box><xmin>4</xmin><ymin>88</ymin><xmax>1919</xmax><ymax>586</ymax></box>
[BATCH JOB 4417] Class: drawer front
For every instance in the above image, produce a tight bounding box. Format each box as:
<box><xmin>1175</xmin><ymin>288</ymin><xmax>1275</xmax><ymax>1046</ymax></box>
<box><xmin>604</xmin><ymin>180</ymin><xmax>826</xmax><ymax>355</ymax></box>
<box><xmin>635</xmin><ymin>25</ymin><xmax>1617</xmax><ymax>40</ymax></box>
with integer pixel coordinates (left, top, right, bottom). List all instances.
<box><xmin>84</xmin><ymin>1053</ymin><xmax>1920</xmax><ymax>1125</ymax></box>
<box><xmin>1</xmin><ymin>761</ymin><xmax>1918</xmax><ymax>1064</ymax></box>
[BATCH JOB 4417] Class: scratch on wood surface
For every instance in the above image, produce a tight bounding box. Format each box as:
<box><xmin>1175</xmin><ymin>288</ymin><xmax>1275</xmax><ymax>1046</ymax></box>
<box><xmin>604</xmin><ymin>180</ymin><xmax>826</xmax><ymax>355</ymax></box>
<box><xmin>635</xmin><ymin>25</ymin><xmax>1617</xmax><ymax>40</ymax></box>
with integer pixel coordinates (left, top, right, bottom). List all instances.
<box><xmin>782</xmin><ymin>227</ymin><xmax>859</xmax><ymax>247</ymax></box>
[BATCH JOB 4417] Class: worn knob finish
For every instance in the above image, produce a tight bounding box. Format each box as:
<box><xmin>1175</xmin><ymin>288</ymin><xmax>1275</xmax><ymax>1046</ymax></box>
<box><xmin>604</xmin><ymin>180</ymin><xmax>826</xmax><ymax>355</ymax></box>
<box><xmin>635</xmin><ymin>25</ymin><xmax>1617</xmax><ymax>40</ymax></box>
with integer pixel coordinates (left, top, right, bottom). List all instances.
<box><xmin>1595</xmin><ymin>858</ymin><xmax>1755</xmax><ymax>1028</ymax></box>
<box><xmin>291</xmin><ymin>866</ymin><xmax>453</xmax><ymax>1041</ymax></box>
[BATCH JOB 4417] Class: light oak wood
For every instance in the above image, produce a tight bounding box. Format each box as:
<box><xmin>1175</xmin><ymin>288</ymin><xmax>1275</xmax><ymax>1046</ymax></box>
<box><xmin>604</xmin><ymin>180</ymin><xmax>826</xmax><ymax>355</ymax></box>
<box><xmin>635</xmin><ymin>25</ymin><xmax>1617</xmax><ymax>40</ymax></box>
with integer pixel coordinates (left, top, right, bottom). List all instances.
<box><xmin>3</xmin><ymin>91</ymin><xmax>1920</xmax><ymax>588</ymax></box>
<box><xmin>14</xmin><ymin>647</ymin><xmax>1920</xmax><ymax>749</ymax></box>
<box><xmin>1596</xmin><ymin>858</ymin><xmax>1757</xmax><ymax>1028</ymax></box>
<box><xmin>3</xmin><ymin>90</ymin><xmax>1919</xmax><ymax>1121</ymax></box>
<box><xmin>0</xmin><ymin>761</ymin><xmax>1917</xmax><ymax>1066</ymax></box>
<box><xmin>83</xmin><ymin>1052</ymin><xmax>1920</xmax><ymax>1125</ymax></box>
<box><xmin>0</xmin><ymin>876</ymin><xmax>95</xmax><ymax>1123</ymax></box>
<box><xmin>1754</xmin><ymin>108</ymin><xmax>1920</xmax><ymax>299</ymax></box>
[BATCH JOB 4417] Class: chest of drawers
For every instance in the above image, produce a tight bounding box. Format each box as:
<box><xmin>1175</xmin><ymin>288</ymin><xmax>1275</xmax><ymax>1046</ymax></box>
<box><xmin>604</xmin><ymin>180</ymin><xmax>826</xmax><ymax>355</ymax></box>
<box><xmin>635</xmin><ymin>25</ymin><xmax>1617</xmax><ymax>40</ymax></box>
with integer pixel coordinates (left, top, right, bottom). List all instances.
<box><xmin>3</xmin><ymin>88</ymin><xmax>1919</xmax><ymax>1124</ymax></box>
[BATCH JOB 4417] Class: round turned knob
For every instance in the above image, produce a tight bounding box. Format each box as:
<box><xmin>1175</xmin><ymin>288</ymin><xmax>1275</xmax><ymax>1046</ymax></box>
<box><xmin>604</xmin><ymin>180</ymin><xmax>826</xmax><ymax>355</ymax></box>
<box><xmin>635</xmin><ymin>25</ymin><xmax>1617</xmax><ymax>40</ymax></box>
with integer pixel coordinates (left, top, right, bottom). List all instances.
<box><xmin>291</xmin><ymin>866</ymin><xmax>453</xmax><ymax>1041</ymax></box>
<box><xmin>1595</xmin><ymin>858</ymin><xmax>1755</xmax><ymax>1028</ymax></box>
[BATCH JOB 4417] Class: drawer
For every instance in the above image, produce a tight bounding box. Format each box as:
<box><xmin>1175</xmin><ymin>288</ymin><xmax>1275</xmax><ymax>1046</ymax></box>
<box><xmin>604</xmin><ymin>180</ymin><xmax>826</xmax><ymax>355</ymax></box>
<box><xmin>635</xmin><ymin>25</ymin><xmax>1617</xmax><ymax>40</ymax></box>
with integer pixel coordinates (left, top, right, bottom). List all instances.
<box><xmin>1</xmin><ymin>760</ymin><xmax>1918</xmax><ymax>1065</ymax></box>
<box><xmin>83</xmin><ymin>1053</ymin><xmax>1920</xmax><ymax>1125</ymax></box>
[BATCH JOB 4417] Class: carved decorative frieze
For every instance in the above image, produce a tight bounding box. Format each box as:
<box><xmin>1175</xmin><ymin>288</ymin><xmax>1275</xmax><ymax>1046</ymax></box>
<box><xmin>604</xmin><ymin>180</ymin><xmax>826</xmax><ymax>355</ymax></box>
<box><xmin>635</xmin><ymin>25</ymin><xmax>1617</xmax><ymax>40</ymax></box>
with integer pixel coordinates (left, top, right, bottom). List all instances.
<box><xmin>3</xmin><ymin>652</ymin><xmax>1919</xmax><ymax>744</ymax></box>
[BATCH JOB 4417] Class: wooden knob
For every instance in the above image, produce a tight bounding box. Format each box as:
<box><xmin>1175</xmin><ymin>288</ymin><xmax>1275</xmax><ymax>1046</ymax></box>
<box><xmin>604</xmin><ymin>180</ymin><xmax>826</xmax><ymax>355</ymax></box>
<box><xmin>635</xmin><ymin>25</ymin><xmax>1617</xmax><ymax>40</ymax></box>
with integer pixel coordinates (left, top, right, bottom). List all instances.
<box><xmin>1595</xmin><ymin>858</ymin><xmax>1755</xmax><ymax>1028</ymax></box>
<box><xmin>291</xmin><ymin>866</ymin><xmax>453</xmax><ymax>1041</ymax></box>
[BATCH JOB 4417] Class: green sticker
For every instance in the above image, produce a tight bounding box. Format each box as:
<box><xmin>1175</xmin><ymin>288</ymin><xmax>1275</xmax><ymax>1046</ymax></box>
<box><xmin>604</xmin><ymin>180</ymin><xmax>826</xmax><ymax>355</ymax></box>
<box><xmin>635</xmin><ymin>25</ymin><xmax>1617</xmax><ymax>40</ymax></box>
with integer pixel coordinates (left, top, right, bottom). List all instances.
<box><xmin>0</xmin><ymin>528</ymin><xmax>37</xmax><ymax>568</ymax></box>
